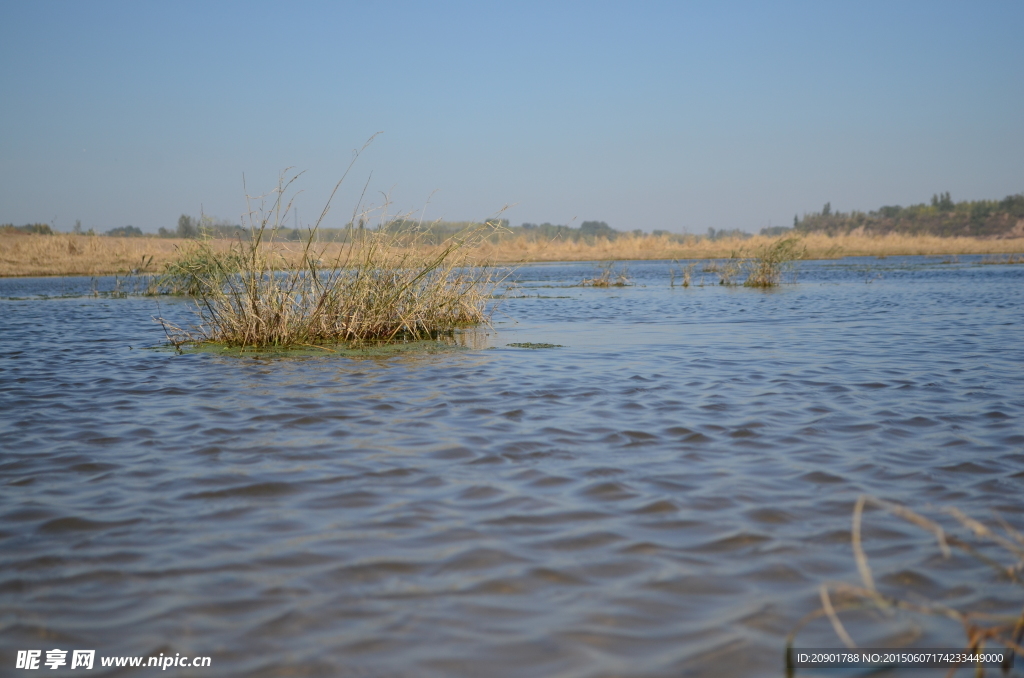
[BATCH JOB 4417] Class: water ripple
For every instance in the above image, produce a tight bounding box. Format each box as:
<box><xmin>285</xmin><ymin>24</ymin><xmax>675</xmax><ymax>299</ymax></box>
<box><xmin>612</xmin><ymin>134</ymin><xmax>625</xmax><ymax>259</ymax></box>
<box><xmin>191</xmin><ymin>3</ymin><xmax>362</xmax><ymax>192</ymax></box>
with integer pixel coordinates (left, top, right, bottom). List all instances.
<box><xmin>1</xmin><ymin>259</ymin><xmax>1022</xmax><ymax>676</ymax></box>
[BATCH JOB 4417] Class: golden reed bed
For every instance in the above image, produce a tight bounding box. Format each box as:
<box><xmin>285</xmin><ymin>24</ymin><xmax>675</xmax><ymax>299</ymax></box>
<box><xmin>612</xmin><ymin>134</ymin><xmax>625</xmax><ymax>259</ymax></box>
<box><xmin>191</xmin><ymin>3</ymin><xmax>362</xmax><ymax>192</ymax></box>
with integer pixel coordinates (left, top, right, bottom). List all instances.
<box><xmin>2</xmin><ymin>231</ymin><xmax>1023</xmax><ymax>277</ymax></box>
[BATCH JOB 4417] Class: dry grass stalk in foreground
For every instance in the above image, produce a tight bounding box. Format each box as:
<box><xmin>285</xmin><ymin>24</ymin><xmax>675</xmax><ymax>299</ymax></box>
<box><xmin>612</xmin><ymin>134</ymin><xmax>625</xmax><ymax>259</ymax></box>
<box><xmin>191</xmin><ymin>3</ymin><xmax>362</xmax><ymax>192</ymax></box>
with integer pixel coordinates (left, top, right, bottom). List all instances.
<box><xmin>786</xmin><ymin>495</ymin><xmax>1024</xmax><ymax>676</ymax></box>
<box><xmin>157</xmin><ymin>173</ymin><xmax>506</xmax><ymax>349</ymax></box>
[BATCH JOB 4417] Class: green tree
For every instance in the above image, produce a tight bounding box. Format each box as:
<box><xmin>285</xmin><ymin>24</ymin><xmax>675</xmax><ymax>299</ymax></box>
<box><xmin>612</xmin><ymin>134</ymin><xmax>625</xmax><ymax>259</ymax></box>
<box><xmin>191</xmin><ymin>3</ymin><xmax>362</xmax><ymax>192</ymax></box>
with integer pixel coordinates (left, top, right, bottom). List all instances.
<box><xmin>106</xmin><ymin>225</ymin><xmax>144</xmax><ymax>237</ymax></box>
<box><xmin>579</xmin><ymin>220</ymin><xmax>617</xmax><ymax>240</ymax></box>
<box><xmin>177</xmin><ymin>214</ymin><xmax>198</xmax><ymax>238</ymax></box>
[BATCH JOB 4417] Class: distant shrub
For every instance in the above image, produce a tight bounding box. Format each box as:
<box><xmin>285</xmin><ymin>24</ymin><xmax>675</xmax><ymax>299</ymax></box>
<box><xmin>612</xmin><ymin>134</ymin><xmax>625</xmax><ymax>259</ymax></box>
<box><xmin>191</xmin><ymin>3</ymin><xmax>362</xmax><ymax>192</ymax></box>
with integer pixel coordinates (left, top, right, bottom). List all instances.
<box><xmin>1</xmin><ymin>223</ymin><xmax>53</xmax><ymax>235</ymax></box>
<box><xmin>105</xmin><ymin>225</ymin><xmax>144</xmax><ymax>237</ymax></box>
<box><xmin>177</xmin><ymin>215</ymin><xmax>198</xmax><ymax>238</ymax></box>
<box><xmin>707</xmin><ymin>227</ymin><xmax>752</xmax><ymax>241</ymax></box>
<box><xmin>579</xmin><ymin>220</ymin><xmax>618</xmax><ymax>240</ymax></box>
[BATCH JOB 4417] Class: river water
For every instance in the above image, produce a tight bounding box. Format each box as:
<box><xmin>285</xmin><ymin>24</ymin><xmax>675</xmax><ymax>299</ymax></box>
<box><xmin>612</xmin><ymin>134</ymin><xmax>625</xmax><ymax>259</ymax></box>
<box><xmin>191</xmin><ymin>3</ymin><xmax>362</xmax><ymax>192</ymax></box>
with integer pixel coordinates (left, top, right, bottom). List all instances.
<box><xmin>1</xmin><ymin>256</ymin><xmax>1022</xmax><ymax>677</ymax></box>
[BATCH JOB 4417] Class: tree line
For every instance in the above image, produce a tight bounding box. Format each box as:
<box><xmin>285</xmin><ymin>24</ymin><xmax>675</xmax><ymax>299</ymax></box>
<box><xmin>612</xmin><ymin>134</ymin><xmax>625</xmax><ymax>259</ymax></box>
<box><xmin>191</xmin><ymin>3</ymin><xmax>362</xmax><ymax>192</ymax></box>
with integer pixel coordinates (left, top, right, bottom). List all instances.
<box><xmin>789</xmin><ymin>192</ymin><xmax>1024</xmax><ymax>237</ymax></box>
<box><xmin>7</xmin><ymin>191</ymin><xmax>1023</xmax><ymax>240</ymax></box>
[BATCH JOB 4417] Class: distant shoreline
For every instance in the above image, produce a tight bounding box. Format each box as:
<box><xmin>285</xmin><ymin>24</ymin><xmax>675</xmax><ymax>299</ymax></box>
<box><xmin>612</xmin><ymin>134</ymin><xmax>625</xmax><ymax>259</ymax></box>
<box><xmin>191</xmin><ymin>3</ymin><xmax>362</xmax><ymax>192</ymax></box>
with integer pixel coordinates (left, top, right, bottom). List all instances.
<box><xmin>2</xmin><ymin>232</ymin><xmax>1023</xmax><ymax>278</ymax></box>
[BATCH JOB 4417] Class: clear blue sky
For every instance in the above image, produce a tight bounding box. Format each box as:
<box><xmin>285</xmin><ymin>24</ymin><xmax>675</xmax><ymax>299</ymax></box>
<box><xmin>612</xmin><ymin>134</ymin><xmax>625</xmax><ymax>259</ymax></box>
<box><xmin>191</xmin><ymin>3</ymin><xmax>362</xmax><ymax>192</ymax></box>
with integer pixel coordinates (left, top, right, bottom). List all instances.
<box><xmin>2</xmin><ymin>1</ymin><xmax>1022</xmax><ymax>234</ymax></box>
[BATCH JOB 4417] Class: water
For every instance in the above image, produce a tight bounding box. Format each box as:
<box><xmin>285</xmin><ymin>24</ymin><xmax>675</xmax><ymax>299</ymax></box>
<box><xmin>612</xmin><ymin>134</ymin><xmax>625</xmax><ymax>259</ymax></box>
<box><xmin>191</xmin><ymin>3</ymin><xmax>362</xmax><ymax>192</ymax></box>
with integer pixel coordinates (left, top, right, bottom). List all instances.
<box><xmin>2</xmin><ymin>256</ymin><xmax>1022</xmax><ymax>677</ymax></box>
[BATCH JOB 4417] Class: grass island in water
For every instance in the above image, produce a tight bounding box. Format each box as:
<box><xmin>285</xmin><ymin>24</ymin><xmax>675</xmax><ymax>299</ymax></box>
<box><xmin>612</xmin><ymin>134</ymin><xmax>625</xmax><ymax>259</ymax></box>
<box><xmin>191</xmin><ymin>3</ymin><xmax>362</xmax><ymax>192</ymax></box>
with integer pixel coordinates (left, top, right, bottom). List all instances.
<box><xmin>156</xmin><ymin>166</ymin><xmax>507</xmax><ymax>351</ymax></box>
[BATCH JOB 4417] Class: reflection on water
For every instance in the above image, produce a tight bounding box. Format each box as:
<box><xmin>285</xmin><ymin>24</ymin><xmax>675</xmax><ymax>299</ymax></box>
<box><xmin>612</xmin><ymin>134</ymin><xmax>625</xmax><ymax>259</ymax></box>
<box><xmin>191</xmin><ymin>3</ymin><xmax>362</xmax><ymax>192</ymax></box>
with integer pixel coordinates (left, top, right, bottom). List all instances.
<box><xmin>1</xmin><ymin>256</ymin><xmax>1022</xmax><ymax>677</ymax></box>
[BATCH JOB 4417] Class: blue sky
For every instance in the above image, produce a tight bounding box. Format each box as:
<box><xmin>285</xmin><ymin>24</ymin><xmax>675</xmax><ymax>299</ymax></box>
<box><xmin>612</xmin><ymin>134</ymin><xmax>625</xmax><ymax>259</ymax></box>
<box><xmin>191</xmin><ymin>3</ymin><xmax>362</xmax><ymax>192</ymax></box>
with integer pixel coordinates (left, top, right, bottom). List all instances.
<box><xmin>2</xmin><ymin>1</ymin><xmax>1022</xmax><ymax>234</ymax></box>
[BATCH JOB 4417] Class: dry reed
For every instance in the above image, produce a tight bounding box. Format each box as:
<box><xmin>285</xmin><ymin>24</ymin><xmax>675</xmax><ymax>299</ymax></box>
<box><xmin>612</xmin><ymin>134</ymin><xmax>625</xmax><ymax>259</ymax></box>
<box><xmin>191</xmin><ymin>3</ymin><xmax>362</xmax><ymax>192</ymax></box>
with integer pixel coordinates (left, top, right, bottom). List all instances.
<box><xmin>786</xmin><ymin>495</ymin><xmax>1024</xmax><ymax>676</ymax></box>
<box><xmin>980</xmin><ymin>254</ymin><xmax>1024</xmax><ymax>265</ymax></box>
<box><xmin>579</xmin><ymin>261</ymin><xmax>631</xmax><ymax>287</ymax></box>
<box><xmin>472</xmin><ymin>232</ymin><xmax>1024</xmax><ymax>264</ymax></box>
<box><xmin>669</xmin><ymin>261</ymin><xmax>697</xmax><ymax>287</ymax></box>
<box><xmin>4</xmin><ymin>231</ymin><xmax>1024</xmax><ymax>278</ymax></box>
<box><xmin>743</xmin><ymin>236</ymin><xmax>806</xmax><ymax>287</ymax></box>
<box><xmin>156</xmin><ymin>166</ymin><xmax>506</xmax><ymax>349</ymax></box>
<box><xmin>0</xmin><ymin>233</ymin><xmax>186</xmax><ymax>277</ymax></box>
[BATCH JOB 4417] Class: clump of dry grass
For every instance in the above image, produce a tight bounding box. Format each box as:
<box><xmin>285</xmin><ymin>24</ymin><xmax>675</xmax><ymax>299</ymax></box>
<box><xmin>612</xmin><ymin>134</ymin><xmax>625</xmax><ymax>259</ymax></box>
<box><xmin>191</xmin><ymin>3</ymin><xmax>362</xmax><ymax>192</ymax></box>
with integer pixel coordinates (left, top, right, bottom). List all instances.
<box><xmin>717</xmin><ymin>260</ymin><xmax>743</xmax><ymax>285</ymax></box>
<box><xmin>155</xmin><ymin>238</ymin><xmax>246</xmax><ymax>296</ymax></box>
<box><xmin>671</xmin><ymin>246</ymin><xmax>802</xmax><ymax>289</ymax></box>
<box><xmin>697</xmin><ymin>258</ymin><xmax>744</xmax><ymax>285</ymax></box>
<box><xmin>157</xmin><ymin>165</ymin><xmax>506</xmax><ymax>349</ymax></box>
<box><xmin>743</xmin><ymin>236</ymin><xmax>806</xmax><ymax>287</ymax></box>
<box><xmin>669</xmin><ymin>261</ymin><xmax>697</xmax><ymax>287</ymax></box>
<box><xmin>579</xmin><ymin>261</ymin><xmax>631</xmax><ymax>287</ymax></box>
<box><xmin>787</xmin><ymin>495</ymin><xmax>1024</xmax><ymax>676</ymax></box>
<box><xmin>980</xmin><ymin>254</ymin><xmax>1024</xmax><ymax>265</ymax></box>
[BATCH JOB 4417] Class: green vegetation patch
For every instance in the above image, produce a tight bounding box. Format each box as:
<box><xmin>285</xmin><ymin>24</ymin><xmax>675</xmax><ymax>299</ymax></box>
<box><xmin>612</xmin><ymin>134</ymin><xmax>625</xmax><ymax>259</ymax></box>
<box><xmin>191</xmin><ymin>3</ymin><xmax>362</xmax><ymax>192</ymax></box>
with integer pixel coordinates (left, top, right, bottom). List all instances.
<box><xmin>155</xmin><ymin>335</ymin><xmax>475</xmax><ymax>359</ymax></box>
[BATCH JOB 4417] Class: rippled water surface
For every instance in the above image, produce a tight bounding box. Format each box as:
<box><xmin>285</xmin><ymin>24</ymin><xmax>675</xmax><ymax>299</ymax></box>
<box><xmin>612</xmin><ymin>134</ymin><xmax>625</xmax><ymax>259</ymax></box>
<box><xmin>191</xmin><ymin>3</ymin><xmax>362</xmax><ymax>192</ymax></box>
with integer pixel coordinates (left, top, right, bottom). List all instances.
<box><xmin>2</xmin><ymin>257</ymin><xmax>1023</xmax><ymax>677</ymax></box>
